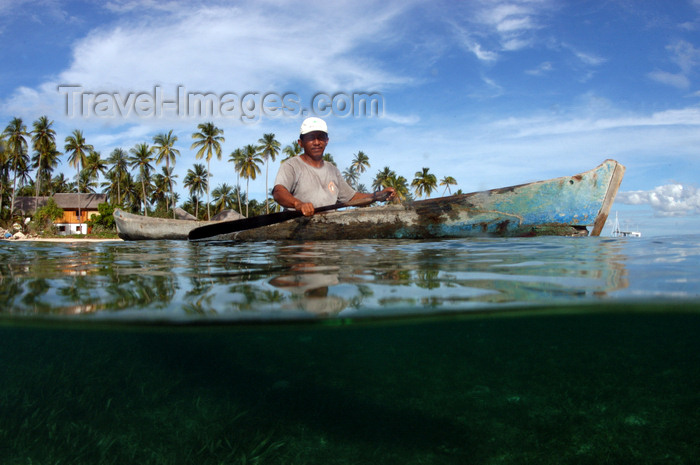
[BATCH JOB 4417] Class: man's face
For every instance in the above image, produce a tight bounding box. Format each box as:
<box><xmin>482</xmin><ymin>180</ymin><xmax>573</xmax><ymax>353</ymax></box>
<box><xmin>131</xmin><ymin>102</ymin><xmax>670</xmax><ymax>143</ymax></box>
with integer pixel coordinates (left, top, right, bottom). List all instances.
<box><xmin>299</xmin><ymin>131</ymin><xmax>328</xmax><ymax>159</ymax></box>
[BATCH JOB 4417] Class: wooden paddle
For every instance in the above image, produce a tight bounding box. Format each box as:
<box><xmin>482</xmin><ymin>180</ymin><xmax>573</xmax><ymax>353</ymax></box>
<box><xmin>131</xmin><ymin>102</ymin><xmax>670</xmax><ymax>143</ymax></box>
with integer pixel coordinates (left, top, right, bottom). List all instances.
<box><xmin>188</xmin><ymin>191</ymin><xmax>391</xmax><ymax>241</ymax></box>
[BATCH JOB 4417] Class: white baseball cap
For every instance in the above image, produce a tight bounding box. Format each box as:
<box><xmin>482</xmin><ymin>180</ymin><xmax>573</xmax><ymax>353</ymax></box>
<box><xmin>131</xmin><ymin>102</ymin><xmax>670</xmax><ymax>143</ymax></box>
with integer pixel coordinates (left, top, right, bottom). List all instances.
<box><xmin>300</xmin><ymin>117</ymin><xmax>328</xmax><ymax>135</ymax></box>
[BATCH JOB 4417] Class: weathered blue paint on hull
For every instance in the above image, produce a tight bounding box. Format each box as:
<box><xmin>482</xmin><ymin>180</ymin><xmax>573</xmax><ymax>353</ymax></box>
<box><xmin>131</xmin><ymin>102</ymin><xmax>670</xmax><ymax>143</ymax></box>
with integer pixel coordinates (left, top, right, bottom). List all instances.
<box><xmin>404</xmin><ymin>158</ymin><xmax>623</xmax><ymax>238</ymax></box>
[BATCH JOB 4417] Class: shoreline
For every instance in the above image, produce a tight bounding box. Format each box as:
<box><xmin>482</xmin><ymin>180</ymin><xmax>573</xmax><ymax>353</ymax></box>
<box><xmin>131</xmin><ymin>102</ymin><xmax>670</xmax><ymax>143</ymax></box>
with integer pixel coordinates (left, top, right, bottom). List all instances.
<box><xmin>4</xmin><ymin>237</ymin><xmax>124</xmax><ymax>242</ymax></box>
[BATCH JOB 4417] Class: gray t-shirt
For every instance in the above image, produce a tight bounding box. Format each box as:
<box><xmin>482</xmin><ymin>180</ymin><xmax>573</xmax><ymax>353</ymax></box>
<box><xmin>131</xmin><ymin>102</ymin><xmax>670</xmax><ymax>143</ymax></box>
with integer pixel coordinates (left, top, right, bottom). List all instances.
<box><xmin>274</xmin><ymin>156</ymin><xmax>356</xmax><ymax>208</ymax></box>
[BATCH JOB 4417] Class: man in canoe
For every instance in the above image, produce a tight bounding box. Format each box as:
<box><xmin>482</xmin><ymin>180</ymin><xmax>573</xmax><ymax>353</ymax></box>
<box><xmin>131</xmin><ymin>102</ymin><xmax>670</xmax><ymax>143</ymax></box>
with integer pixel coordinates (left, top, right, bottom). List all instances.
<box><xmin>272</xmin><ymin>117</ymin><xmax>396</xmax><ymax>216</ymax></box>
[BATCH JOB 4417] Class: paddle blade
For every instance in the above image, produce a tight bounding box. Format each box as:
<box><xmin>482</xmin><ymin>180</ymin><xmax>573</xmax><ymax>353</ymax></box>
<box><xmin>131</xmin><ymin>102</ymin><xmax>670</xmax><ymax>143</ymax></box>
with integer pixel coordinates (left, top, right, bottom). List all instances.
<box><xmin>188</xmin><ymin>210</ymin><xmax>301</xmax><ymax>240</ymax></box>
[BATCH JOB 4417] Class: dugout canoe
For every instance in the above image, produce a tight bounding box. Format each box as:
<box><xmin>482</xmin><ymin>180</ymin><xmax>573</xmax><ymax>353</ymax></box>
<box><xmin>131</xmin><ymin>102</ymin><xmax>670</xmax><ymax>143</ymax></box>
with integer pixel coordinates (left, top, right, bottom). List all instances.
<box><xmin>113</xmin><ymin>210</ymin><xmax>225</xmax><ymax>241</ymax></box>
<box><xmin>114</xmin><ymin>159</ymin><xmax>625</xmax><ymax>241</ymax></box>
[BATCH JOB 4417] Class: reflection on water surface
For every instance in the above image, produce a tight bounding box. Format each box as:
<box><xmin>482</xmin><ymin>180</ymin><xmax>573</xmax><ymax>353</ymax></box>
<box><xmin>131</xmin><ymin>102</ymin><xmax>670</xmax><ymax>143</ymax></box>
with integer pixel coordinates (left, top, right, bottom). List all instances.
<box><xmin>4</xmin><ymin>235</ymin><xmax>696</xmax><ymax>320</ymax></box>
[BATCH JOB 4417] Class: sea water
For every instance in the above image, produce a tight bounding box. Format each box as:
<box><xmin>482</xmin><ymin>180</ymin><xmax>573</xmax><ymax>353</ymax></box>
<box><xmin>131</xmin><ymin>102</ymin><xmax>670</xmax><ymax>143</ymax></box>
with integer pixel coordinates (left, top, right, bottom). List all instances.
<box><xmin>1</xmin><ymin>235</ymin><xmax>699</xmax><ymax>464</ymax></box>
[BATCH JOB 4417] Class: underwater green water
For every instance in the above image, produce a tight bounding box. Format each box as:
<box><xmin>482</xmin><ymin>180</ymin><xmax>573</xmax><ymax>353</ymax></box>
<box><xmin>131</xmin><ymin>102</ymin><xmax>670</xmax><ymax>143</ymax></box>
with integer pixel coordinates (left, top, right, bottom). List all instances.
<box><xmin>1</xmin><ymin>236</ymin><xmax>700</xmax><ymax>463</ymax></box>
<box><xmin>2</xmin><ymin>307</ymin><xmax>700</xmax><ymax>464</ymax></box>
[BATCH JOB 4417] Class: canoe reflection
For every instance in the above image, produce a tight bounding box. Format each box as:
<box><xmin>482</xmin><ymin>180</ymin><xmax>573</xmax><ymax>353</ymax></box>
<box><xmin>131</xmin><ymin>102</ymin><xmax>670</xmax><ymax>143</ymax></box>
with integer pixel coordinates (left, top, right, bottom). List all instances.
<box><xmin>269</xmin><ymin>266</ymin><xmax>347</xmax><ymax>316</ymax></box>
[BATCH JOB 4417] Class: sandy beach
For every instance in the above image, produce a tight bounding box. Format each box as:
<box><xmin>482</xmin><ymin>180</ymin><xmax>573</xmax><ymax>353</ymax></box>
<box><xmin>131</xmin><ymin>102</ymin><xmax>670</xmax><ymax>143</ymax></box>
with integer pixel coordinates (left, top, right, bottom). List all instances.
<box><xmin>4</xmin><ymin>237</ymin><xmax>123</xmax><ymax>242</ymax></box>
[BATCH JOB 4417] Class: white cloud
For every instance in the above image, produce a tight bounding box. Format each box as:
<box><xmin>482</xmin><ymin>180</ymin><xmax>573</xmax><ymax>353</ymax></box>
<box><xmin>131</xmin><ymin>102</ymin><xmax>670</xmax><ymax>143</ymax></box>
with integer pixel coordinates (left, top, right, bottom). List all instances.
<box><xmin>450</xmin><ymin>26</ymin><xmax>499</xmax><ymax>62</ymax></box>
<box><xmin>648</xmin><ymin>70</ymin><xmax>691</xmax><ymax>89</ymax></box>
<box><xmin>68</xmin><ymin>4</ymin><xmax>408</xmax><ymax>91</ymax></box>
<box><xmin>618</xmin><ymin>184</ymin><xmax>700</xmax><ymax>217</ymax></box>
<box><xmin>572</xmin><ymin>49</ymin><xmax>606</xmax><ymax>67</ymax></box>
<box><xmin>478</xmin><ymin>2</ymin><xmax>539</xmax><ymax>34</ymax></box>
<box><xmin>103</xmin><ymin>0</ymin><xmax>185</xmax><ymax>13</ymax></box>
<box><xmin>1</xmin><ymin>0</ymin><xmax>417</xmax><ymax>122</ymax></box>
<box><xmin>650</xmin><ymin>40</ymin><xmax>700</xmax><ymax>89</ymax></box>
<box><xmin>480</xmin><ymin>75</ymin><xmax>505</xmax><ymax>97</ymax></box>
<box><xmin>525</xmin><ymin>61</ymin><xmax>553</xmax><ymax>75</ymax></box>
<box><xmin>668</xmin><ymin>40</ymin><xmax>700</xmax><ymax>74</ymax></box>
<box><xmin>489</xmin><ymin>101</ymin><xmax>700</xmax><ymax>138</ymax></box>
<box><xmin>451</xmin><ymin>0</ymin><xmax>552</xmax><ymax>62</ymax></box>
<box><xmin>496</xmin><ymin>16</ymin><xmax>533</xmax><ymax>33</ymax></box>
<box><xmin>0</xmin><ymin>0</ymin><xmax>77</xmax><ymax>34</ymax></box>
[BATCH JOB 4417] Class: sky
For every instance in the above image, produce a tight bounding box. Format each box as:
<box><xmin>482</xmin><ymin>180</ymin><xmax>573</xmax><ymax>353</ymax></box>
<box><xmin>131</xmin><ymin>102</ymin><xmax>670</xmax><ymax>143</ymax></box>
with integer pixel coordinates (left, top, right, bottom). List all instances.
<box><xmin>2</xmin><ymin>0</ymin><xmax>700</xmax><ymax>237</ymax></box>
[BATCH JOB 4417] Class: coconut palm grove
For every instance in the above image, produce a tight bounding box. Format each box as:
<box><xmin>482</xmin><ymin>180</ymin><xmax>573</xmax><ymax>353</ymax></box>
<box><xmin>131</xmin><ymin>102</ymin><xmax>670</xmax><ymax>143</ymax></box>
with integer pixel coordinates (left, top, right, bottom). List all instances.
<box><xmin>0</xmin><ymin>116</ymin><xmax>459</xmax><ymax>227</ymax></box>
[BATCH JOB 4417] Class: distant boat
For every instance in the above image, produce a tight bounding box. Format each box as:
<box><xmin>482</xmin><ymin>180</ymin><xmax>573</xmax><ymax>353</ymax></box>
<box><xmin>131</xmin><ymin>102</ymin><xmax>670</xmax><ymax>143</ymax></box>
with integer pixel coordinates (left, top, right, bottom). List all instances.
<box><xmin>610</xmin><ymin>212</ymin><xmax>641</xmax><ymax>237</ymax></box>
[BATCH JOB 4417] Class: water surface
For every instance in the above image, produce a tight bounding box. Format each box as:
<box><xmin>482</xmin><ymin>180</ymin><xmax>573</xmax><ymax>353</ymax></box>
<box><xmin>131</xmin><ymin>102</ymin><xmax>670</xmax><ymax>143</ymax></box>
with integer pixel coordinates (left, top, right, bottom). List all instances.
<box><xmin>2</xmin><ymin>235</ymin><xmax>698</xmax><ymax>320</ymax></box>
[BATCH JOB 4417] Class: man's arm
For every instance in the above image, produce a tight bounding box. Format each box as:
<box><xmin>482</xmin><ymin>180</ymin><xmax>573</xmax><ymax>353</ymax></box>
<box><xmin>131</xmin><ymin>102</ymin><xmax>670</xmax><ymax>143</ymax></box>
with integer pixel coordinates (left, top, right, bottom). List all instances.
<box><xmin>272</xmin><ymin>185</ymin><xmax>316</xmax><ymax>216</ymax></box>
<box><xmin>349</xmin><ymin>187</ymin><xmax>397</xmax><ymax>203</ymax></box>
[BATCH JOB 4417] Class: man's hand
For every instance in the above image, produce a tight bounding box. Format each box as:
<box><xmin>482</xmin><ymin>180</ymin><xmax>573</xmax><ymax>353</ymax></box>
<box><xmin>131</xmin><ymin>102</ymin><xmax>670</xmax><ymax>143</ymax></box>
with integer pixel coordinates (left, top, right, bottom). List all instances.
<box><xmin>379</xmin><ymin>187</ymin><xmax>397</xmax><ymax>202</ymax></box>
<box><xmin>294</xmin><ymin>200</ymin><xmax>315</xmax><ymax>216</ymax></box>
<box><xmin>274</xmin><ymin>185</ymin><xmax>316</xmax><ymax>216</ymax></box>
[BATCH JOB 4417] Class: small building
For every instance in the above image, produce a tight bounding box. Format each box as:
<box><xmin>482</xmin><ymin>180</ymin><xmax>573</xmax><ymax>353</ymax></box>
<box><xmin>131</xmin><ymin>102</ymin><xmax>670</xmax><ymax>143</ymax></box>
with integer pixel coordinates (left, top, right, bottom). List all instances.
<box><xmin>14</xmin><ymin>193</ymin><xmax>108</xmax><ymax>235</ymax></box>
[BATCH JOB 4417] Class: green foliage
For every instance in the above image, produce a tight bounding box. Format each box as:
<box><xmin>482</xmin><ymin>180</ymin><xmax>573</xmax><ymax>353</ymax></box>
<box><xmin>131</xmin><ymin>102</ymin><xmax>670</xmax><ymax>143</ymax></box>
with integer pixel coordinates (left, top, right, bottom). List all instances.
<box><xmin>26</xmin><ymin>198</ymin><xmax>63</xmax><ymax>234</ymax></box>
<box><xmin>33</xmin><ymin>198</ymin><xmax>63</xmax><ymax>224</ymax></box>
<box><xmin>87</xmin><ymin>202</ymin><xmax>115</xmax><ymax>230</ymax></box>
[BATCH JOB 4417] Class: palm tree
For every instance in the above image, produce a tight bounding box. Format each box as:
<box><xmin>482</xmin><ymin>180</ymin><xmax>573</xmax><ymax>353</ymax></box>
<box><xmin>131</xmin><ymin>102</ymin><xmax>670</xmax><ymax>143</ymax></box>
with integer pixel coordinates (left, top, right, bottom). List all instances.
<box><xmin>266</xmin><ymin>197</ymin><xmax>281</xmax><ymax>213</ymax></box>
<box><xmin>351</xmin><ymin>151</ymin><xmax>370</xmax><ymax>176</ymax></box>
<box><xmin>31</xmin><ymin>116</ymin><xmax>57</xmax><ymax>211</ymax></box>
<box><xmin>84</xmin><ymin>150</ymin><xmax>108</xmax><ymax>187</ymax></box>
<box><xmin>372</xmin><ymin>166</ymin><xmax>396</xmax><ymax>192</ymax></box>
<box><xmin>14</xmin><ymin>162</ymin><xmax>32</xmax><ymax>198</ymax></box>
<box><xmin>384</xmin><ymin>175</ymin><xmax>411</xmax><ymax>201</ymax></box>
<box><xmin>78</xmin><ymin>169</ymin><xmax>99</xmax><ymax>193</ymax></box>
<box><xmin>3</xmin><ymin>117</ymin><xmax>30</xmax><ymax>217</ymax></box>
<box><xmin>190</xmin><ymin>122</ymin><xmax>224</xmax><ymax>220</ymax></box>
<box><xmin>236</xmin><ymin>144</ymin><xmax>263</xmax><ymax>217</ymax></box>
<box><xmin>153</xmin><ymin>130</ymin><xmax>180</xmax><ymax>217</ymax></box>
<box><xmin>128</xmin><ymin>142</ymin><xmax>154</xmax><ymax>216</ymax></box>
<box><xmin>182</xmin><ymin>194</ymin><xmax>201</xmax><ymax>218</ymax></box>
<box><xmin>228</xmin><ymin>148</ymin><xmax>245</xmax><ymax>214</ymax></box>
<box><xmin>100</xmin><ymin>170</ymin><xmax>122</xmax><ymax>205</ymax></box>
<box><xmin>232</xmin><ymin>185</ymin><xmax>246</xmax><ymax>215</ymax></box>
<box><xmin>342</xmin><ymin>166</ymin><xmax>359</xmax><ymax>188</ymax></box>
<box><xmin>107</xmin><ymin>148</ymin><xmax>129</xmax><ymax>206</ymax></box>
<box><xmin>64</xmin><ymin>129</ymin><xmax>94</xmax><ymax>226</ymax></box>
<box><xmin>411</xmin><ymin>167</ymin><xmax>438</xmax><ymax>199</ymax></box>
<box><xmin>38</xmin><ymin>144</ymin><xmax>62</xmax><ymax>191</ymax></box>
<box><xmin>183</xmin><ymin>163</ymin><xmax>208</xmax><ymax>219</ymax></box>
<box><xmin>0</xmin><ymin>138</ymin><xmax>7</xmax><ymax>217</ymax></box>
<box><xmin>281</xmin><ymin>141</ymin><xmax>301</xmax><ymax>162</ymax></box>
<box><xmin>119</xmin><ymin>172</ymin><xmax>140</xmax><ymax>212</ymax></box>
<box><xmin>159</xmin><ymin>165</ymin><xmax>177</xmax><ymax>212</ymax></box>
<box><xmin>52</xmin><ymin>173</ymin><xmax>71</xmax><ymax>193</ymax></box>
<box><xmin>151</xmin><ymin>168</ymin><xmax>171</xmax><ymax>212</ymax></box>
<box><xmin>212</xmin><ymin>183</ymin><xmax>237</xmax><ymax>213</ymax></box>
<box><xmin>257</xmin><ymin>133</ymin><xmax>280</xmax><ymax>213</ymax></box>
<box><xmin>439</xmin><ymin>176</ymin><xmax>458</xmax><ymax>196</ymax></box>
